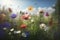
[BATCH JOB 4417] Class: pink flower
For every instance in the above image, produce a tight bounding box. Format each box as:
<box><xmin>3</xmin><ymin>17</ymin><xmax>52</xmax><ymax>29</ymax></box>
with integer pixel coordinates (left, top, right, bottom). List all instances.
<box><xmin>21</xmin><ymin>13</ymin><xmax>30</xmax><ymax>20</ymax></box>
<box><xmin>45</xmin><ymin>12</ymin><xmax>49</xmax><ymax>16</ymax></box>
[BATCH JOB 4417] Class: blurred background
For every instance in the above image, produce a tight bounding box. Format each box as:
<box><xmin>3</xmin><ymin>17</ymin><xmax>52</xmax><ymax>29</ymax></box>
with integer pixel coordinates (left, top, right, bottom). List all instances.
<box><xmin>0</xmin><ymin>0</ymin><xmax>59</xmax><ymax>40</ymax></box>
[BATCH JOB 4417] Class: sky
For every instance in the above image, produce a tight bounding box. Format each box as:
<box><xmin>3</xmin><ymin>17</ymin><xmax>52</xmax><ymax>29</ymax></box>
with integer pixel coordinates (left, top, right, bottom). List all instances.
<box><xmin>17</xmin><ymin>0</ymin><xmax>56</xmax><ymax>8</ymax></box>
<box><xmin>0</xmin><ymin>0</ymin><xmax>56</xmax><ymax>13</ymax></box>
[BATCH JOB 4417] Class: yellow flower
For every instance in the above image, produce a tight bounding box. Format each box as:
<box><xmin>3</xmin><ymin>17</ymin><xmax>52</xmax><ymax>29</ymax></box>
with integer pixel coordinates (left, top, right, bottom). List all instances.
<box><xmin>28</xmin><ymin>6</ymin><xmax>33</xmax><ymax>11</ymax></box>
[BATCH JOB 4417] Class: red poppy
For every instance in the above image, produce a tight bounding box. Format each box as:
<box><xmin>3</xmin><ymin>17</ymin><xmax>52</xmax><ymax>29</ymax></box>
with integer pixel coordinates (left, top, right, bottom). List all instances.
<box><xmin>20</xmin><ymin>24</ymin><xmax>27</xmax><ymax>28</ymax></box>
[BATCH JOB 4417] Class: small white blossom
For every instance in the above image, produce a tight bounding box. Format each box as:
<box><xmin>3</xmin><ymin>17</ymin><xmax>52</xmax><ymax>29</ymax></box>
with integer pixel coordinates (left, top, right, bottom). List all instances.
<box><xmin>3</xmin><ymin>27</ymin><xmax>7</xmax><ymax>30</ymax></box>
<box><xmin>14</xmin><ymin>30</ymin><xmax>21</xmax><ymax>34</ymax></box>
<box><xmin>22</xmin><ymin>33</ymin><xmax>27</xmax><ymax>37</ymax></box>
<box><xmin>8</xmin><ymin>32</ymin><xmax>11</xmax><ymax>35</ymax></box>
<box><xmin>16</xmin><ymin>31</ymin><xmax>21</xmax><ymax>33</ymax></box>
<box><xmin>10</xmin><ymin>28</ymin><xmax>14</xmax><ymax>31</ymax></box>
<box><xmin>31</xmin><ymin>19</ymin><xmax>34</xmax><ymax>22</ymax></box>
<box><xmin>44</xmin><ymin>27</ymin><xmax>49</xmax><ymax>31</ymax></box>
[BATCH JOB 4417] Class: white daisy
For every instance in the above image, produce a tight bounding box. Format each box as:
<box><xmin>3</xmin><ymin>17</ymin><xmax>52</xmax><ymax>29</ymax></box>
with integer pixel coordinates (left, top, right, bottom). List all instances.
<box><xmin>39</xmin><ymin>23</ymin><xmax>49</xmax><ymax>31</ymax></box>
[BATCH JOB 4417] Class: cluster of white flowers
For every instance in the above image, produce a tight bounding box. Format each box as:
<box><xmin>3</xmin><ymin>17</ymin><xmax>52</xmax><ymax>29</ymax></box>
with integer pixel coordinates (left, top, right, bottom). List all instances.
<box><xmin>8</xmin><ymin>28</ymin><xmax>21</xmax><ymax>35</ymax></box>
